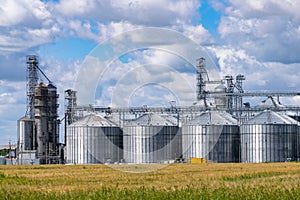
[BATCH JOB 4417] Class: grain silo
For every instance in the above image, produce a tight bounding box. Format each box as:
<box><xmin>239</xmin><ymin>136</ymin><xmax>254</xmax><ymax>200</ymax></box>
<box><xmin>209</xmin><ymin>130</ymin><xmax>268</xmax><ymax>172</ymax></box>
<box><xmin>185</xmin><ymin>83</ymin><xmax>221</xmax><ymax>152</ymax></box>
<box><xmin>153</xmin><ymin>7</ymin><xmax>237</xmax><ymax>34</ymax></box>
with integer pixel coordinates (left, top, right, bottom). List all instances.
<box><xmin>34</xmin><ymin>82</ymin><xmax>49</xmax><ymax>163</ymax></box>
<box><xmin>47</xmin><ymin>83</ymin><xmax>59</xmax><ymax>149</ymax></box>
<box><xmin>182</xmin><ymin>111</ymin><xmax>240</xmax><ymax>163</ymax></box>
<box><xmin>66</xmin><ymin>113</ymin><xmax>123</xmax><ymax>164</ymax></box>
<box><xmin>123</xmin><ymin>113</ymin><xmax>181</xmax><ymax>164</ymax></box>
<box><xmin>240</xmin><ymin>110</ymin><xmax>298</xmax><ymax>163</ymax></box>
<box><xmin>17</xmin><ymin>116</ymin><xmax>34</xmax><ymax>152</ymax></box>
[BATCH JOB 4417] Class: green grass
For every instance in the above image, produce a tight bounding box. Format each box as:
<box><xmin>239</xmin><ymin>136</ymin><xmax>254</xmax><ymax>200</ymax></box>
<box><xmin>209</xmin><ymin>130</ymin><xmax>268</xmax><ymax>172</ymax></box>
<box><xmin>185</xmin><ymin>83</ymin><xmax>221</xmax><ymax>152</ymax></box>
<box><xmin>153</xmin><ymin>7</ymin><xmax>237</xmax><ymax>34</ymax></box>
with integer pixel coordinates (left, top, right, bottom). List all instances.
<box><xmin>1</xmin><ymin>163</ymin><xmax>300</xmax><ymax>199</ymax></box>
<box><xmin>3</xmin><ymin>186</ymin><xmax>300</xmax><ymax>200</ymax></box>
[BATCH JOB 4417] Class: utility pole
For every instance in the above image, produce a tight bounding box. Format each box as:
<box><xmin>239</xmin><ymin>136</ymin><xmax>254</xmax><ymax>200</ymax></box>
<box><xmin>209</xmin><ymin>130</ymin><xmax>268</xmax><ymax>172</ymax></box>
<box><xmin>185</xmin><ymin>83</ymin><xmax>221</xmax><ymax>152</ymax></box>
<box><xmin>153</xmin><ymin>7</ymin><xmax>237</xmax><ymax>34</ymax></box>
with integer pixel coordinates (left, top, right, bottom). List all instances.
<box><xmin>9</xmin><ymin>139</ymin><xmax>12</xmax><ymax>165</ymax></box>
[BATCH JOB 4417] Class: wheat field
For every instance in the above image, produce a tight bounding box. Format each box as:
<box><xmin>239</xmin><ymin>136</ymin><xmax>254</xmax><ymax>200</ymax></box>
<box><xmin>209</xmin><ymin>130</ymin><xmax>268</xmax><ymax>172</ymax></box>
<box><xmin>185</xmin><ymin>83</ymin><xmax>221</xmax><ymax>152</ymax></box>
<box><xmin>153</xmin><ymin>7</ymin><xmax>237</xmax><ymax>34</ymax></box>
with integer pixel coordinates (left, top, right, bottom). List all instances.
<box><xmin>1</xmin><ymin>163</ymin><xmax>300</xmax><ymax>199</ymax></box>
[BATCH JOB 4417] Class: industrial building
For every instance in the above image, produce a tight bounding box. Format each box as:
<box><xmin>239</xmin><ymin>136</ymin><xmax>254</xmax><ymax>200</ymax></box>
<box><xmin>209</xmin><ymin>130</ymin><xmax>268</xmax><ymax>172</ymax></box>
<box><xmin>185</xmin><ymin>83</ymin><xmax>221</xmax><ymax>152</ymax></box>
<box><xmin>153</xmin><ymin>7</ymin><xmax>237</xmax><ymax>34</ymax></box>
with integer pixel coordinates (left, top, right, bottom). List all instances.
<box><xmin>64</xmin><ymin>58</ymin><xmax>300</xmax><ymax>164</ymax></box>
<box><xmin>0</xmin><ymin>144</ymin><xmax>17</xmax><ymax>165</ymax></box>
<box><xmin>14</xmin><ymin>55</ymin><xmax>300</xmax><ymax>165</ymax></box>
<box><xmin>16</xmin><ymin>55</ymin><xmax>61</xmax><ymax>164</ymax></box>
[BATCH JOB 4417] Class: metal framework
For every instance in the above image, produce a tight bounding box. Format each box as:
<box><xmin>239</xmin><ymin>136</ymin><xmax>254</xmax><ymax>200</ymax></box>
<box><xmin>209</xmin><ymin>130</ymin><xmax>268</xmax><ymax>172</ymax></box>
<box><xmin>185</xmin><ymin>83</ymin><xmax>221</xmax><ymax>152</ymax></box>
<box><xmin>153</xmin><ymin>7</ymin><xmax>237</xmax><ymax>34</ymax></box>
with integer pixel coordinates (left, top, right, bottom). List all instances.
<box><xmin>67</xmin><ymin>101</ymin><xmax>300</xmax><ymax>128</ymax></box>
<box><xmin>65</xmin><ymin>89</ymin><xmax>77</xmax><ymax>125</ymax></box>
<box><xmin>66</xmin><ymin>55</ymin><xmax>300</xmax><ymax>125</ymax></box>
<box><xmin>26</xmin><ymin>55</ymin><xmax>39</xmax><ymax>119</ymax></box>
<box><xmin>196</xmin><ymin>57</ymin><xmax>208</xmax><ymax>102</ymax></box>
<box><xmin>235</xmin><ymin>74</ymin><xmax>245</xmax><ymax>117</ymax></box>
<box><xmin>24</xmin><ymin>55</ymin><xmax>60</xmax><ymax>164</ymax></box>
<box><xmin>63</xmin><ymin>57</ymin><xmax>300</xmax><ymax>165</ymax></box>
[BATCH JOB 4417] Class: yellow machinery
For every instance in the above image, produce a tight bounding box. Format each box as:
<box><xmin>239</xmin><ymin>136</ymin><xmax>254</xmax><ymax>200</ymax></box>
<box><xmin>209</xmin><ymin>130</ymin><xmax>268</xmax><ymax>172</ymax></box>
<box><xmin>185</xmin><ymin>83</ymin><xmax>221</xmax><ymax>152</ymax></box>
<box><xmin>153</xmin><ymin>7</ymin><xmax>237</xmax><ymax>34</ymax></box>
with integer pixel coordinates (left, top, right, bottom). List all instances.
<box><xmin>190</xmin><ymin>157</ymin><xmax>206</xmax><ymax>164</ymax></box>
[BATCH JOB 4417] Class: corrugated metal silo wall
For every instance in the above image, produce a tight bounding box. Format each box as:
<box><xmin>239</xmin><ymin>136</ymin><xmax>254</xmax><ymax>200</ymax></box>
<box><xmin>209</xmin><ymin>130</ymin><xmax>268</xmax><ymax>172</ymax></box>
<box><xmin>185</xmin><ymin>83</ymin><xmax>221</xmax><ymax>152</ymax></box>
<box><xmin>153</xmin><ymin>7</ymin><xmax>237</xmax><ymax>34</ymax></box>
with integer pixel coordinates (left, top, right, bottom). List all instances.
<box><xmin>66</xmin><ymin>125</ymin><xmax>123</xmax><ymax>164</ymax></box>
<box><xmin>123</xmin><ymin>126</ymin><xmax>181</xmax><ymax>163</ymax></box>
<box><xmin>18</xmin><ymin>119</ymin><xmax>34</xmax><ymax>151</ymax></box>
<box><xmin>182</xmin><ymin>124</ymin><xmax>240</xmax><ymax>163</ymax></box>
<box><xmin>208</xmin><ymin>125</ymin><xmax>240</xmax><ymax>163</ymax></box>
<box><xmin>182</xmin><ymin>124</ymin><xmax>206</xmax><ymax>160</ymax></box>
<box><xmin>241</xmin><ymin>124</ymin><xmax>298</xmax><ymax>163</ymax></box>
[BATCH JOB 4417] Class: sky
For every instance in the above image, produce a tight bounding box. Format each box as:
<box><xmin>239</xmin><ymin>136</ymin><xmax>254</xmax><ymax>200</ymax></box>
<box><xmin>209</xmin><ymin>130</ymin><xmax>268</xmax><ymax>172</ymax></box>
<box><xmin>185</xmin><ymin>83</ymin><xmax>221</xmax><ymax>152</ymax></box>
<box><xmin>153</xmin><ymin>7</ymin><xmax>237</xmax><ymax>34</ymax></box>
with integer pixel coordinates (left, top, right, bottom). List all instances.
<box><xmin>1</xmin><ymin>0</ymin><xmax>300</xmax><ymax>144</ymax></box>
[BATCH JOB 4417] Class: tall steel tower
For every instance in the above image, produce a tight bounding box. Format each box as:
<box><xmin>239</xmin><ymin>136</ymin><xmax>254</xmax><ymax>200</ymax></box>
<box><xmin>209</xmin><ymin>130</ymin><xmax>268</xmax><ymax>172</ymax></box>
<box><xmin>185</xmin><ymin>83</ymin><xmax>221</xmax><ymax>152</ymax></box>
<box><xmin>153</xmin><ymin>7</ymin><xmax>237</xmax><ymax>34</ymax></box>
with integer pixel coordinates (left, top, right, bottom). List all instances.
<box><xmin>65</xmin><ymin>89</ymin><xmax>77</xmax><ymax>125</ymax></box>
<box><xmin>225</xmin><ymin>75</ymin><xmax>234</xmax><ymax>112</ymax></box>
<box><xmin>196</xmin><ymin>57</ymin><xmax>207</xmax><ymax>102</ymax></box>
<box><xmin>235</xmin><ymin>74</ymin><xmax>245</xmax><ymax>117</ymax></box>
<box><xmin>26</xmin><ymin>55</ymin><xmax>39</xmax><ymax>119</ymax></box>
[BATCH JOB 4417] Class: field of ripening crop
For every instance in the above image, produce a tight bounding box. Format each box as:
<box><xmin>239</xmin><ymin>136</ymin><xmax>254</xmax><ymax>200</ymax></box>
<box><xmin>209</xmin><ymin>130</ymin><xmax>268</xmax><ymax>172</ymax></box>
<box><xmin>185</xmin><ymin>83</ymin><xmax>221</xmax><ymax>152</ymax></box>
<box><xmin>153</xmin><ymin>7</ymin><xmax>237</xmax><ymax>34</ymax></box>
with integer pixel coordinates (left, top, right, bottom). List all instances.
<box><xmin>1</xmin><ymin>163</ymin><xmax>300</xmax><ymax>199</ymax></box>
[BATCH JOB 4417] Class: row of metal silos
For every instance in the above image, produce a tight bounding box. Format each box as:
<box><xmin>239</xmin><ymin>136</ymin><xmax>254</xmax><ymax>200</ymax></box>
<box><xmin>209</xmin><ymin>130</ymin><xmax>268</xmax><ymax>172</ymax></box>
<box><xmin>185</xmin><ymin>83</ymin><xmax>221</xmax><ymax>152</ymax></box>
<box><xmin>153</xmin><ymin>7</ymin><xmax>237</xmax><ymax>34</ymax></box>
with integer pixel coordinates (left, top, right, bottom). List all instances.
<box><xmin>183</xmin><ymin>110</ymin><xmax>299</xmax><ymax>163</ymax></box>
<box><xmin>66</xmin><ymin>113</ymin><xmax>181</xmax><ymax>164</ymax></box>
<box><xmin>66</xmin><ymin>110</ymin><xmax>300</xmax><ymax>164</ymax></box>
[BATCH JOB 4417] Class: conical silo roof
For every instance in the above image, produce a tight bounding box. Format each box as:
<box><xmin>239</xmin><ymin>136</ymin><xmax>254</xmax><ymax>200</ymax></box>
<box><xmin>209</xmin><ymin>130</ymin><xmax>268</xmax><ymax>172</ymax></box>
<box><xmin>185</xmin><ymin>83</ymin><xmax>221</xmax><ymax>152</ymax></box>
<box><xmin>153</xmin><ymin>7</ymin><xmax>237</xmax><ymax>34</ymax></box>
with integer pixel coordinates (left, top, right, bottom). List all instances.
<box><xmin>18</xmin><ymin>116</ymin><xmax>34</xmax><ymax>121</ymax></box>
<box><xmin>126</xmin><ymin>113</ymin><xmax>176</xmax><ymax>126</ymax></box>
<box><xmin>215</xmin><ymin>84</ymin><xmax>226</xmax><ymax>91</ymax></box>
<box><xmin>244</xmin><ymin>110</ymin><xmax>298</xmax><ymax>125</ymax></box>
<box><xmin>48</xmin><ymin>83</ymin><xmax>57</xmax><ymax>89</ymax></box>
<box><xmin>70</xmin><ymin>113</ymin><xmax>117</xmax><ymax>127</ymax></box>
<box><xmin>160</xmin><ymin>114</ymin><xmax>178</xmax><ymax>125</ymax></box>
<box><xmin>187</xmin><ymin>111</ymin><xmax>237</xmax><ymax>125</ymax></box>
<box><xmin>104</xmin><ymin>114</ymin><xmax>121</xmax><ymax>125</ymax></box>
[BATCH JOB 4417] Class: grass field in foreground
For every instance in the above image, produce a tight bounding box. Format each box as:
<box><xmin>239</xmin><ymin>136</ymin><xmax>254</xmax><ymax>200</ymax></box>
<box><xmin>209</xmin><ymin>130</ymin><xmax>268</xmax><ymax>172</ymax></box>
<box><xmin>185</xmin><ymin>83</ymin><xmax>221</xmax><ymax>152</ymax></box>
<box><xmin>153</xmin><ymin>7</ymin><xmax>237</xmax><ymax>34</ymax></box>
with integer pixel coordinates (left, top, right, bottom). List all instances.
<box><xmin>1</xmin><ymin>163</ymin><xmax>300</xmax><ymax>199</ymax></box>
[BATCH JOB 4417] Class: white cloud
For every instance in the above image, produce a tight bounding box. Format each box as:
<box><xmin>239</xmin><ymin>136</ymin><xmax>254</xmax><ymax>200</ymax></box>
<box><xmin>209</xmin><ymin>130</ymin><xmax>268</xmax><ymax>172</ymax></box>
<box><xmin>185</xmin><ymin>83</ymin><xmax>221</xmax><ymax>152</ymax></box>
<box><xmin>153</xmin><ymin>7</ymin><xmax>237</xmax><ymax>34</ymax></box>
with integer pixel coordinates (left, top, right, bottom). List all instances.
<box><xmin>0</xmin><ymin>1</ymin><xmax>27</xmax><ymax>26</ymax></box>
<box><xmin>55</xmin><ymin>0</ymin><xmax>200</xmax><ymax>26</ymax></box>
<box><xmin>97</xmin><ymin>22</ymin><xmax>142</xmax><ymax>42</ymax></box>
<box><xmin>218</xmin><ymin>0</ymin><xmax>300</xmax><ymax>63</ymax></box>
<box><xmin>92</xmin><ymin>48</ymin><xmax>197</xmax><ymax>107</ymax></box>
<box><xmin>73</xmin><ymin>26</ymin><xmax>216</xmax><ymax>105</ymax></box>
<box><xmin>54</xmin><ymin>0</ymin><xmax>96</xmax><ymax>17</ymax></box>
<box><xmin>174</xmin><ymin>23</ymin><xmax>215</xmax><ymax>45</ymax></box>
<box><xmin>226</xmin><ymin>0</ymin><xmax>300</xmax><ymax>20</ymax></box>
<box><xmin>0</xmin><ymin>93</ymin><xmax>16</xmax><ymax>104</ymax></box>
<box><xmin>0</xmin><ymin>80</ymin><xmax>27</xmax><ymax>144</ymax></box>
<box><xmin>0</xmin><ymin>26</ymin><xmax>61</xmax><ymax>52</ymax></box>
<box><xmin>210</xmin><ymin>0</ymin><xmax>227</xmax><ymax>11</ymax></box>
<box><xmin>66</xmin><ymin>20</ymin><xmax>99</xmax><ymax>41</ymax></box>
<box><xmin>0</xmin><ymin>0</ymin><xmax>51</xmax><ymax>27</ymax></box>
<box><xmin>0</xmin><ymin>0</ymin><xmax>209</xmax><ymax>54</ymax></box>
<box><xmin>0</xmin><ymin>0</ymin><xmax>60</xmax><ymax>53</ymax></box>
<box><xmin>109</xmin><ymin>65</ymin><xmax>196</xmax><ymax>107</ymax></box>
